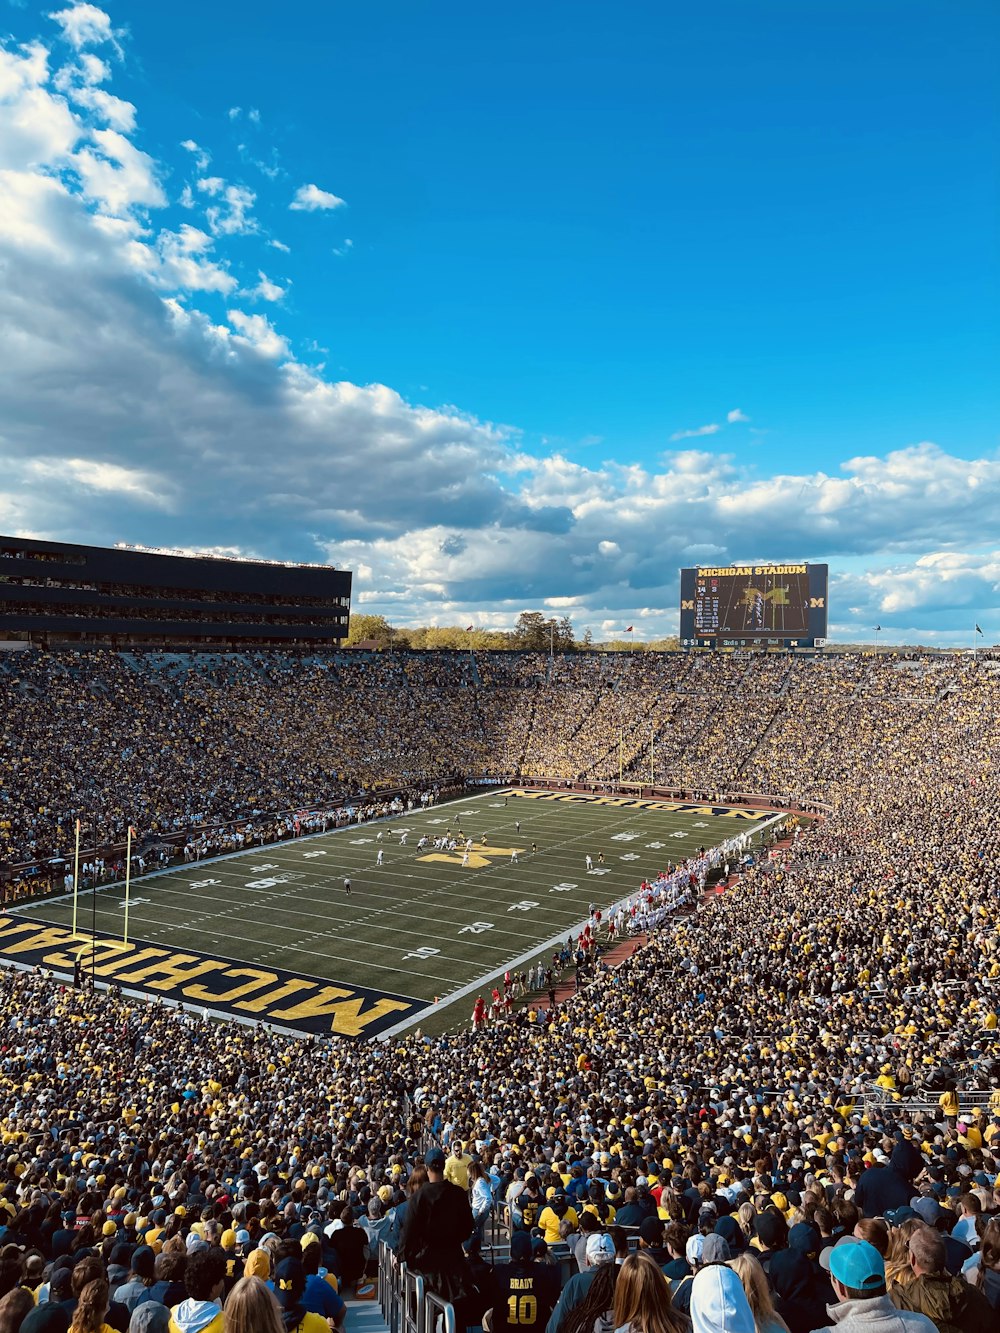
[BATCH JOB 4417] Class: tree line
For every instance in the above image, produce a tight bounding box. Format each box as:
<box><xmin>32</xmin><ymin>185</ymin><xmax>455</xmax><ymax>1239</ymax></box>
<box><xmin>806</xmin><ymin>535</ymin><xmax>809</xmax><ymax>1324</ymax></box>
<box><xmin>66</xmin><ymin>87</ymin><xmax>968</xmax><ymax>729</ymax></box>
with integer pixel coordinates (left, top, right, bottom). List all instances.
<box><xmin>345</xmin><ymin>611</ymin><xmax>679</xmax><ymax>653</ymax></box>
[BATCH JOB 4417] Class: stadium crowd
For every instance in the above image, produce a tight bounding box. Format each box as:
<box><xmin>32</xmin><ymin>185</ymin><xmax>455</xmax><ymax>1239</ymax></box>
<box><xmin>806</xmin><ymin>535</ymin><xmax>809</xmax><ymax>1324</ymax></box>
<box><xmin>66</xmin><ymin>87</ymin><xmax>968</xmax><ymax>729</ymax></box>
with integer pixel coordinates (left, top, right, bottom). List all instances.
<box><xmin>2</xmin><ymin>648</ymin><xmax>1000</xmax><ymax>1331</ymax></box>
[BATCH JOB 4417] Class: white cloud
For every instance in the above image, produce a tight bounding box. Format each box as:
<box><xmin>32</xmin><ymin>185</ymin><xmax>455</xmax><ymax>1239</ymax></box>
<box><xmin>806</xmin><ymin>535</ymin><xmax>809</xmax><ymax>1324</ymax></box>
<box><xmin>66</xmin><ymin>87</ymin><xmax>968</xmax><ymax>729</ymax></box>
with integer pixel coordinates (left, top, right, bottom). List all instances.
<box><xmin>247</xmin><ymin>107</ymin><xmax>260</xmax><ymax>124</ymax></box>
<box><xmin>333</xmin><ymin>238</ymin><xmax>353</xmax><ymax>256</ymax></box>
<box><xmin>3</xmin><ymin>8</ymin><xmax>1000</xmax><ymax>644</ymax></box>
<box><xmin>247</xmin><ymin>270</ymin><xmax>285</xmax><ymax>302</ymax></box>
<box><xmin>197</xmin><ymin>179</ymin><xmax>256</xmax><ymax>235</ymax></box>
<box><xmin>73</xmin><ymin>127</ymin><xmax>165</xmax><ymax>214</ymax></box>
<box><xmin>48</xmin><ymin>4</ymin><xmax>121</xmax><ymax>55</ymax></box>
<box><xmin>155</xmin><ymin>225</ymin><xmax>236</xmax><ymax>294</ymax></box>
<box><xmin>226</xmin><ymin>309</ymin><xmax>289</xmax><ymax>359</ymax></box>
<box><xmin>268</xmin><ymin>238</ymin><xmax>290</xmax><ymax>253</ymax></box>
<box><xmin>180</xmin><ymin>137</ymin><xmax>210</xmax><ymax>171</ymax></box>
<box><xmin>669</xmin><ymin>422</ymin><xmax>721</xmax><ymax>442</ymax></box>
<box><xmin>290</xmin><ymin>182</ymin><xmax>346</xmax><ymax>211</ymax></box>
<box><xmin>227</xmin><ymin>105</ymin><xmax>241</xmax><ymax>120</ymax></box>
<box><xmin>727</xmin><ymin>408</ymin><xmax>750</xmax><ymax>423</ymax></box>
<box><xmin>28</xmin><ymin>457</ymin><xmax>175</xmax><ymax>507</ymax></box>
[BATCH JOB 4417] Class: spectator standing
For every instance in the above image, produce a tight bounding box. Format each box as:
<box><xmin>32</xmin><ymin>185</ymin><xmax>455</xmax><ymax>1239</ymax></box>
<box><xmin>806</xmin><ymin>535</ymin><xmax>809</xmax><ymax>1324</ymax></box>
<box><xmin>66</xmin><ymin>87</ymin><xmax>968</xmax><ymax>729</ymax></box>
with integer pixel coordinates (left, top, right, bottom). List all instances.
<box><xmin>399</xmin><ymin>1149</ymin><xmax>475</xmax><ymax>1312</ymax></box>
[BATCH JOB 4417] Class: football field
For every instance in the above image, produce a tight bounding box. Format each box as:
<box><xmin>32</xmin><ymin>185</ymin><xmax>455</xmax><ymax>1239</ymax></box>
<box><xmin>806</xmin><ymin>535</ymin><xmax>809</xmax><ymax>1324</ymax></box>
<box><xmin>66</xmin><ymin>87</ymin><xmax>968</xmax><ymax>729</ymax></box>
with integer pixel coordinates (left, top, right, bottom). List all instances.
<box><xmin>1</xmin><ymin>789</ymin><xmax>778</xmax><ymax>1039</ymax></box>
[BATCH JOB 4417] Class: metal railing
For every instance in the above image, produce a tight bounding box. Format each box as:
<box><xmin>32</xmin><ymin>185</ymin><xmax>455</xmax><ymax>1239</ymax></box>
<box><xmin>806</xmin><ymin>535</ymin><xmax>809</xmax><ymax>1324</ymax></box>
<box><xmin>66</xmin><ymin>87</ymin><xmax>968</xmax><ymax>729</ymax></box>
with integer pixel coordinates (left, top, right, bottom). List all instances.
<box><xmin>380</xmin><ymin>1246</ymin><xmax>459</xmax><ymax>1333</ymax></box>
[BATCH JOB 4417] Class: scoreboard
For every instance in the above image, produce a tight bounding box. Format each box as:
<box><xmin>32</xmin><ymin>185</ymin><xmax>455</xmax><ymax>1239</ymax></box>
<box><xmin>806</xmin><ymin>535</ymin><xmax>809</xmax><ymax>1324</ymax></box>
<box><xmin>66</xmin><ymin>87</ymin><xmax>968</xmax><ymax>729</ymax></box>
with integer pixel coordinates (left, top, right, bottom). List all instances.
<box><xmin>679</xmin><ymin>563</ymin><xmax>828</xmax><ymax>649</ymax></box>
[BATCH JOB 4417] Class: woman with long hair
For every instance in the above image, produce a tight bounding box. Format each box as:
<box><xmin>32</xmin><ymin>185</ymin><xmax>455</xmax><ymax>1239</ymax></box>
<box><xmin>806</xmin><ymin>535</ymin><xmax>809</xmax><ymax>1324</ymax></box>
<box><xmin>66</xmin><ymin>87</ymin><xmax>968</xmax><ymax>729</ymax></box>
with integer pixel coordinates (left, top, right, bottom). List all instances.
<box><xmin>469</xmin><ymin>1161</ymin><xmax>494</xmax><ymax>1247</ymax></box>
<box><xmin>728</xmin><ymin>1255</ymin><xmax>788</xmax><ymax>1333</ymax></box>
<box><xmin>223</xmin><ymin>1277</ymin><xmax>283</xmax><ymax>1333</ymax></box>
<box><xmin>69</xmin><ymin>1281</ymin><xmax>115</xmax><ymax>1333</ymax></box>
<box><xmin>884</xmin><ymin>1217</ymin><xmax>923</xmax><ymax>1290</ymax></box>
<box><xmin>564</xmin><ymin>1262</ymin><xmax>619</xmax><ymax>1333</ymax></box>
<box><xmin>612</xmin><ymin>1253</ymin><xmax>688</xmax><ymax>1333</ymax></box>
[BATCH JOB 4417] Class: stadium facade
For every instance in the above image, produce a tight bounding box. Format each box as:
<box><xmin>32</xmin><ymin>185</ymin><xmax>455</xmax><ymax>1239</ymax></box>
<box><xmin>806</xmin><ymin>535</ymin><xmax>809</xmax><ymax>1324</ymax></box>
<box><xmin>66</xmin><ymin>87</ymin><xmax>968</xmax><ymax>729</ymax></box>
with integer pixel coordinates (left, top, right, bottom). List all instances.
<box><xmin>0</xmin><ymin>535</ymin><xmax>351</xmax><ymax>647</ymax></box>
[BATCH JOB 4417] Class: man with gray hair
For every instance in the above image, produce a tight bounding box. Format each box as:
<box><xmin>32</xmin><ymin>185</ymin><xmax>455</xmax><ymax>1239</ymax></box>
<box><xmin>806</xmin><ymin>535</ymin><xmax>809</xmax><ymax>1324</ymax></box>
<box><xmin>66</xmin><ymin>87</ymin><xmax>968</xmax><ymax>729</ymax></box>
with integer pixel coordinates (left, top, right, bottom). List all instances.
<box><xmin>889</xmin><ymin>1227</ymin><xmax>993</xmax><ymax>1330</ymax></box>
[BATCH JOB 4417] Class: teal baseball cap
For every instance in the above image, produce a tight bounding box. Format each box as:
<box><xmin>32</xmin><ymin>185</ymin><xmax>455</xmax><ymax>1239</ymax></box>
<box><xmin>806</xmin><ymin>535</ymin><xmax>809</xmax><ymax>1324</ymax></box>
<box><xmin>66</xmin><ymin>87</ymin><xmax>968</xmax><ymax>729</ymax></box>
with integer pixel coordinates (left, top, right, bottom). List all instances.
<box><xmin>826</xmin><ymin>1238</ymin><xmax>884</xmax><ymax>1290</ymax></box>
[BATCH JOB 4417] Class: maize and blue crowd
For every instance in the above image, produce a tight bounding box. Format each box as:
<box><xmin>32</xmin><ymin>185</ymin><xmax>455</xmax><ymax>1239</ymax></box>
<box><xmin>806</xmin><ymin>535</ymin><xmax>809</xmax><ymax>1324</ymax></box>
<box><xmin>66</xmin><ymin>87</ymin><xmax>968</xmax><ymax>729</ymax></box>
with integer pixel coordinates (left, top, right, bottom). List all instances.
<box><xmin>2</xmin><ymin>648</ymin><xmax>1000</xmax><ymax>1332</ymax></box>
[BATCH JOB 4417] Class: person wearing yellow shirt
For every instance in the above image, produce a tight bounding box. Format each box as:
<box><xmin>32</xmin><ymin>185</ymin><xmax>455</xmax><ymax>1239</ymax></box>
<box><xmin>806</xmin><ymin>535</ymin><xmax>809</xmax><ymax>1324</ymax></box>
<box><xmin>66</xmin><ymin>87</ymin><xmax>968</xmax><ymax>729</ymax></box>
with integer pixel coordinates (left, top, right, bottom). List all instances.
<box><xmin>537</xmin><ymin>1189</ymin><xmax>578</xmax><ymax>1244</ymax></box>
<box><xmin>938</xmin><ymin>1089</ymin><xmax>959</xmax><ymax>1126</ymax></box>
<box><xmin>444</xmin><ymin>1141</ymin><xmax>472</xmax><ymax>1192</ymax></box>
<box><xmin>270</xmin><ymin>1258</ymin><xmax>331</xmax><ymax>1333</ymax></box>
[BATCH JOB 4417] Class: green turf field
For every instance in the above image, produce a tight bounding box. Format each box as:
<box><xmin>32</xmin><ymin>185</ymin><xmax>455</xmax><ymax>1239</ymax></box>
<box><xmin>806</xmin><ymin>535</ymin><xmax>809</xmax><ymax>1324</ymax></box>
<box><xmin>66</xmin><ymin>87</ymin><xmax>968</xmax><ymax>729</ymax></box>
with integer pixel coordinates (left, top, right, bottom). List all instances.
<box><xmin>2</xmin><ymin>788</ymin><xmax>778</xmax><ymax>1039</ymax></box>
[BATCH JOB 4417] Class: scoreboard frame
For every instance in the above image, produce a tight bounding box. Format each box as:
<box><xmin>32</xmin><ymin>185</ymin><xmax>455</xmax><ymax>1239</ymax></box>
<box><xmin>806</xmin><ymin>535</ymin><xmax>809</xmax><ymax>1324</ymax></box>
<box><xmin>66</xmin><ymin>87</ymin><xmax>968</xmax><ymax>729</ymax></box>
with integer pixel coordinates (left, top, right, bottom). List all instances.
<box><xmin>679</xmin><ymin>562</ymin><xmax>828</xmax><ymax>649</ymax></box>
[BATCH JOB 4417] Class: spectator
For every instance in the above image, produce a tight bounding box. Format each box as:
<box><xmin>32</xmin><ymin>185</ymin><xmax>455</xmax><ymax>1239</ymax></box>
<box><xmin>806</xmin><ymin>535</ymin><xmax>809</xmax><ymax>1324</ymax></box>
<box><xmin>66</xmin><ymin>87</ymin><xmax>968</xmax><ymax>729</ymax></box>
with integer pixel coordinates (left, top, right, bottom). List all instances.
<box><xmin>815</xmin><ymin>1239</ymin><xmax>935</xmax><ymax>1333</ymax></box>
<box><xmin>166</xmin><ymin>1250</ymin><xmax>225</xmax><ymax>1333</ymax></box>
<box><xmin>399</xmin><ymin>1149</ymin><xmax>475</xmax><ymax>1313</ymax></box>
<box><xmin>22</xmin><ymin>1312</ymin><xmax>69</xmax><ymax>1333</ymax></box>
<box><xmin>220</xmin><ymin>1278</ymin><xmax>282</xmax><ymax>1333</ymax></box>
<box><xmin>116</xmin><ymin>1252</ymin><xmax>157</xmax><ymax>1315</ymax></box>
<box><xmin>327</xmin><ymin>1210</ymin><xmax>366</xmax><ymax>1293</ymax></box>
<box><xmin>687</xmin><ymin>1265</ymin><xmax>755</xmax><ymax>1333</ymax></box>
<box><xmin>963</xmin><ymin>1217</ymin><xmax>1000</xmax><ymax>1307</ymax></box>
<box><xmin>70</xmin><ymin>1282</ymin><xmax>115</xmax><ymax>1333</ymax></box>
<box><xmin>0</xmin><ymin>1289</ymin><xmax>35</xmax><ymax>1333</ymax></box>
<box><xmin>547</xmin><ymin>1234</ymin><xmax>617</xmax><ymax>1333</ymax></box>
<box><xmin>127</xmin><ymin>1310</ymin><xmax>168</xmax><ymax>1333</ymax></box>
<box><xmin>486</xmin><ymin>1232</ymin><xmax>558</xmax><ymax>1333</ymax></box>
<box><xmin>611</xmin><ymin>1252</ymin><xmax>687</xmax><ymax>1333</ymax></box>
<box><xmin>726</xmin><ymin>1255</ymin><xmax>788</xmax><ymax>1333</ymax></box>
<box><xmin>269</xmin><ymin>1262</ymin><xmax>327</xmax><ymax>1333</ymax></box>
<box><xmin>890</xmin><ymin>1227</ymin><xmax>993</xmax><ymax>1331</ymax></box>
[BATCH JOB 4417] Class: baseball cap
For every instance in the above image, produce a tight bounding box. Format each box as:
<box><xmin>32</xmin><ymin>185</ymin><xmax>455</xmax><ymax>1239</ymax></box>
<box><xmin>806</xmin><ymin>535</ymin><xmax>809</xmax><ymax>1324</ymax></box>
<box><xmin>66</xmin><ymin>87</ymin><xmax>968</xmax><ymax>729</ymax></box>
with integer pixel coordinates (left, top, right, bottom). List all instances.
<box><xmin>910</xmin><ymin>1197</ymin><xmax>943</xmax><ymax>1226</ymax></box>
<box><xmin>823</xmin><ymin>1238</ymin><xmax>884</xmax><ymax>1291</ymax></box>
<box><xmin>701</xmin><ymin>1235</ymin><xmax>731</xmax><ymax>1263</ymax></box>
<box><xmin>686</xmin><ymin>1234</ymin><xmax>706</xmax><ymax>1266</ymax></box>
<box><xmin>586</xmin><ymin>1233</ymin><xmax>615</xmax><ymax>1266</ymax></box>
<box><xmin>425</xmin><ymin>1148</ymin><xmax>446</xmax><ymax>1170</ymax></box>
<box><xmin>510</xmin><ymin>1232</ymin><xmax>532</xmax><ymax>1262</ymax></box>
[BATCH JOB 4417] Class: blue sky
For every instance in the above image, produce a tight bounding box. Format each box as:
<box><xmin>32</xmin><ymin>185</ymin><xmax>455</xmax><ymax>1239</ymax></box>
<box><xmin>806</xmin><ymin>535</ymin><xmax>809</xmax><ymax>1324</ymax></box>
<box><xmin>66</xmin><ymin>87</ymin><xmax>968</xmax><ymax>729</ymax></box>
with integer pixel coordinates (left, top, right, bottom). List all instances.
<box><xmin>0</xmin><ymin>0</ymin><xmax>998</xmax><ymax>641</ymax></box>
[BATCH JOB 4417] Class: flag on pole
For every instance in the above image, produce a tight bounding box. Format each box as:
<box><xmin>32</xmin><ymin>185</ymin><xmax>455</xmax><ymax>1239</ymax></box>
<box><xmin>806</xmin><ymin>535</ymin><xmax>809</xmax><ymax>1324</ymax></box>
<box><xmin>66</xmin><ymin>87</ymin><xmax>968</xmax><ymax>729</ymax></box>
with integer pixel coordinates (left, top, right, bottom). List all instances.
<box><xmin>466</xmin><ymin>625</ymin><xmax>474</xmax><ymax>632</ymax></box>
<box><xmin>626</xmin><ymin>625</ymin><xmax>634</xmax><ymax>633</ymax></box>
<box><xmin>874</xmin><ymin>625</ymin><xmax>882</xmax><ymax>631</ymax></box>
<box><xmin>976</xmin><ymin>624</ymin><xmax>984</xmax><ymax>636</ymax></box>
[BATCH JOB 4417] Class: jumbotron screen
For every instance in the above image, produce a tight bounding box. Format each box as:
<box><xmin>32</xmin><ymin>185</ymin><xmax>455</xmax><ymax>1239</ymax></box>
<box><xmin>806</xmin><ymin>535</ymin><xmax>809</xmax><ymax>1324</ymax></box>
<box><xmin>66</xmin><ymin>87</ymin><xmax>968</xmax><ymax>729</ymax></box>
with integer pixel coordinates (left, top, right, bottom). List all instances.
<box><xmin>679</xmin><ymin>563</ymin><xmax>828</xmax><ymax>647</ymax></box>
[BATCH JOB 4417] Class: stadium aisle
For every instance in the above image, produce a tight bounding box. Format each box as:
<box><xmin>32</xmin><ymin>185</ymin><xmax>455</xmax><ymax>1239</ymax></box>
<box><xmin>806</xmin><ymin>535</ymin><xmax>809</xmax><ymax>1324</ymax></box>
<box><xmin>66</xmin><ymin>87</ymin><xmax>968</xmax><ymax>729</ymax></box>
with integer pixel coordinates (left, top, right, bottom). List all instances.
<box><xmin>345</xmin><ymin>1297</ymin><xmax>392</xmax><ymax>1333</ymax></box>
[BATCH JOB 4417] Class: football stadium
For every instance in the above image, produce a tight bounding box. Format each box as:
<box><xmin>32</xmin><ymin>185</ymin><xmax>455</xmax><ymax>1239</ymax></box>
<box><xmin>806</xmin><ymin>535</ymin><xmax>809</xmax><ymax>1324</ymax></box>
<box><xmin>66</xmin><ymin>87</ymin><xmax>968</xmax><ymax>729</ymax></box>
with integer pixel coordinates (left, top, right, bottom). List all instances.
<box><xmin>2</xmin><ymin>576</ymin><xmax>1000</xmax><ymax>1332</ymax></box>
<box><xmin>0</xmin><ymin>2</ymin><xmax>995</xmax><ymax>1328</ymax></box>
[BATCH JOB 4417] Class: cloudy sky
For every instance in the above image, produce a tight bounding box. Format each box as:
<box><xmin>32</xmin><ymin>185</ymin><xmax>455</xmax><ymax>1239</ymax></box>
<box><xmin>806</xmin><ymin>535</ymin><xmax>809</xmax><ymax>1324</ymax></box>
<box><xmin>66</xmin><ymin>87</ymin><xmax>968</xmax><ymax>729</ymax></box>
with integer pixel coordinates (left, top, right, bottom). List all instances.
<box><xmin>0</xmin><ymin>1</ymin><xmax>997</xmax><ymax>643</ymax></box>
